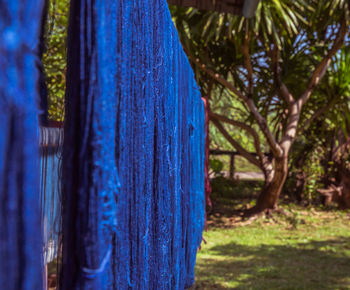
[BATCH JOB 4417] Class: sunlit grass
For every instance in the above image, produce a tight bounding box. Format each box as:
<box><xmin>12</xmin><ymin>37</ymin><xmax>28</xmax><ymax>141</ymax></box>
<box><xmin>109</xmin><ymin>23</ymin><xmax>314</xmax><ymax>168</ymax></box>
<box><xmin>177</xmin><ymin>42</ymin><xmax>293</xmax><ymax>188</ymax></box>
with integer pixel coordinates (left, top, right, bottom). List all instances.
<box><xmin>195</xmin><ymin>207</ymin><xmax>350</xmax><ymax>289</ymax></box>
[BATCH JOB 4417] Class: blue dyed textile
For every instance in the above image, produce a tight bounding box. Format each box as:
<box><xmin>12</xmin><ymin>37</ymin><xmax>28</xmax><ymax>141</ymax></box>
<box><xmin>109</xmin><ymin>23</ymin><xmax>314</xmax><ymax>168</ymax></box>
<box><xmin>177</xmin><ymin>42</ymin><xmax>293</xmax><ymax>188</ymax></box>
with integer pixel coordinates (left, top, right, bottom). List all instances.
<box><xmin>61</xmin><ymin>1</ymin><xmax>205</xmax><ymax>289</ymax></box>
<box><xmin>0</xmin><ymin>1</ymin><xmax>45</xmax><ymax>289</ymax></box>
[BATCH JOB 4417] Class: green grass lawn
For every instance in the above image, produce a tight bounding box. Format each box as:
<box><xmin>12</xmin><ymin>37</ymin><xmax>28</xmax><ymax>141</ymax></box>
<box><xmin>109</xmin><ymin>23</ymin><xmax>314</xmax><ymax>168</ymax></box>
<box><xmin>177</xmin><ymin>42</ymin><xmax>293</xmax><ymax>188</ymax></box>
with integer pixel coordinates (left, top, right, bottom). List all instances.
<box><xmin>195</xmin><ymin>207</ymin><xmax>350</xmax><ymax>289</ymax></box>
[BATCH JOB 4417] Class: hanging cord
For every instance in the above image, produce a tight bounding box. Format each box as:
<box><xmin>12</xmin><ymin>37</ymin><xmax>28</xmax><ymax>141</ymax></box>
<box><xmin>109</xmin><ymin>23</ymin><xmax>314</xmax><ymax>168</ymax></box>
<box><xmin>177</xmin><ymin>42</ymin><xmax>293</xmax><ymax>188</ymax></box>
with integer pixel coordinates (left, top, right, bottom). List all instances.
<box><xmin>202</xmin><ymin>96</ymin><xmax>212</xmax><ymax>231</ymax></box>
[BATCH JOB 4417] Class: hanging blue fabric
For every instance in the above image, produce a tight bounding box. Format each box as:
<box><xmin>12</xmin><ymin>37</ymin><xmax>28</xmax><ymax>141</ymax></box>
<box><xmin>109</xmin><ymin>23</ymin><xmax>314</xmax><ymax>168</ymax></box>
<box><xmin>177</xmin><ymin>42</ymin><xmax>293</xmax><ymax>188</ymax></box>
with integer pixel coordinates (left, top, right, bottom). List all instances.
<box><xmin>61</xmin><ymin>0</ymin><xmax>205</xmax><ymax>289</ymax></box>
<box><xmin>0</xmin><ymin>1</ymin><xmax>45</xmax><ymax>289</ymax></box>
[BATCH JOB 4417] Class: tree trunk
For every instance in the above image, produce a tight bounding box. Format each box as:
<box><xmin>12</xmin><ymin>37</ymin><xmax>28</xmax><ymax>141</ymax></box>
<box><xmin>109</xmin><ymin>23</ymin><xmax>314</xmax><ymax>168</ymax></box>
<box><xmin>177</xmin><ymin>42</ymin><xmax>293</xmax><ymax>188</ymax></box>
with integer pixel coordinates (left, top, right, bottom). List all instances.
<box><xmin>294</xmin><ymin>171</ymin><xmax>306</xmax><ymax>203</ymax></box>
<box><xmin>329</xmin><ymin>132</ymin><xmax>350</xmax><ymax>209</ymax></box>
<box><xmin>338</xmin><ymin>167</ymin><xmax>350</xmax><ymax>209</ymax></box>
<box><xmin>253</xmin><ymin>156</ymin><xmax>289</xmax><ymax>212</ymax></box>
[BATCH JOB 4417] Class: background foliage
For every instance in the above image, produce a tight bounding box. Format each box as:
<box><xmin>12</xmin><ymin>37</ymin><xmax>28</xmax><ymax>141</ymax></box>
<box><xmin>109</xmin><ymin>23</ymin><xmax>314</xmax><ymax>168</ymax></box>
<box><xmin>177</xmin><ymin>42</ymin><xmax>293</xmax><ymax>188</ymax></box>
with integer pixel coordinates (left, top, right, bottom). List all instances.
<box><xmin>42</xmin><ymin>0</ymin><xmax>69</xmax><ymax>121</ymax></box>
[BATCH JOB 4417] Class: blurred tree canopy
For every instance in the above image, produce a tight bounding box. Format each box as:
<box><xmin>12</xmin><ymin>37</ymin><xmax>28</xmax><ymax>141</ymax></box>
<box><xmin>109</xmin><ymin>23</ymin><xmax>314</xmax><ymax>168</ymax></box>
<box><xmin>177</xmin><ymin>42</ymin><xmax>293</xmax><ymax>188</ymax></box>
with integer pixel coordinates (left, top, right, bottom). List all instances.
<box><xmin>42</xmin><ymin>0</ymin><xmax>69</xmax><ymax>121</ymax></box>
<box><xmin>169</xmin><ymin>0</ymin><xmax>349</xmax><ymax>213</ymax></box>
<box><xmin>41</xmin><ymin>0</ymin><xmax>350</xmax><ymax>210</ymax></box>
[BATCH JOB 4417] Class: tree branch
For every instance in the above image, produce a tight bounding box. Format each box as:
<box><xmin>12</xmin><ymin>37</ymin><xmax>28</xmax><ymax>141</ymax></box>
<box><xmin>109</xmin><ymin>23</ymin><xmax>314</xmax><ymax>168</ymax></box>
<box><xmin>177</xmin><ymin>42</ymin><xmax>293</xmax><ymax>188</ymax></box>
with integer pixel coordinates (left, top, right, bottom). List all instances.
<box><xmin>211</xmin><ymin>118</ymin><xmax>262</xmax><ymax>169</ymax></box>
<box><xmin>280</xmin><ymin>83</ymin><xmax>295</xmax><ymax>106</ymax></box>
<box><xmin>270</xmin><ymin>42</ymin><xmax>295</xmax><ymax>105</ymax></box>
<box><xmin>299</xmin><ymin>17</ymin><xmax>348</xmax><ymax>106</ymax></box>
<box><xmin>242</xmin><ymin>30</ymin><xmax>254</xmax><ymax>95</ymax></box>
<box><xmin>298</xmin><ymin>98</ymin><xmax>337</xmax><ymax>134</ymax></box>
<box><xmin>210</xmin><ymin>112</ymin><xmax>265</xmax><ymax>165</ymax></box>
<box><xmin>194</xmin><ymin>59</ymin><xmax>283</xmax><ymax>157</ymax></box>
<box><xmin>281</xmin><ymin>15</ymin><xmax>349</xmax><ymax>153</ymax></box>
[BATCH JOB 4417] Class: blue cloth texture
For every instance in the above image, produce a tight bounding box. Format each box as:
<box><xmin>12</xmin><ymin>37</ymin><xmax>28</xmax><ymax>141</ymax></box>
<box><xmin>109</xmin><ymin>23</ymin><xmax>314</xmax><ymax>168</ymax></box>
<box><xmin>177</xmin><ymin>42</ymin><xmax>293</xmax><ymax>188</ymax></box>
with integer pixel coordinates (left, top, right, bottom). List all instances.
<box><xmin>60</xmin><ymin>0</ymin><xmax>205</xmax><ymax>289</ymax></box>
<box><xmin>0</xmin><ymin>1</ymin><xmax>45</xmax><ymax>289</ymax></box>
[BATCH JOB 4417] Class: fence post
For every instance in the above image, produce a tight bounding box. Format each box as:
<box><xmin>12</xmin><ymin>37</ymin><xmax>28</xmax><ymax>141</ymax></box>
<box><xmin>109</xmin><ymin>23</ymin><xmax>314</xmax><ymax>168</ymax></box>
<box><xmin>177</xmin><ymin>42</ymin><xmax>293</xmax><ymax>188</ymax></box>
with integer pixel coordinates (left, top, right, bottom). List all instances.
<box><xmin>229</xmin><ymin>154</ymin><xmax>235</xmax><ymax>179</ymax></box>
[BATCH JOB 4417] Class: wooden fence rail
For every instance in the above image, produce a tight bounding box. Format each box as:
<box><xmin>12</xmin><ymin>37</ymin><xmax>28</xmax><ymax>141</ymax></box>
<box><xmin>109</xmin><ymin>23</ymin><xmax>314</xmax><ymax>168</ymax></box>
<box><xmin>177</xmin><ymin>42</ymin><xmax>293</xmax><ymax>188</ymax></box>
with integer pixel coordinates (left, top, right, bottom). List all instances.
<box><xmin>209</xmin><ymin>149</ymin><xmax>270</xmax><ymax>179</ymax></box>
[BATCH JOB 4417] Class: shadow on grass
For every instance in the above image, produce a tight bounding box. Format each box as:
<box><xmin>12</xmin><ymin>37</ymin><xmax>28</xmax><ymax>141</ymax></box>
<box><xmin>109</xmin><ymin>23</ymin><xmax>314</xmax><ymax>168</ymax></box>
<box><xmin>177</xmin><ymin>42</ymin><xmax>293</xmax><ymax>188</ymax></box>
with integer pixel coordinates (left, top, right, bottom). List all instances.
<box><xmin>195</xmin><ymin>237</ymin><xmax>350</xmax><ymax>289</ymax></box>
<box><xmin>211</xmin><ymin>177</ymin><xmax>263</xmax><ymax>200</ymax></box>
<box><xmin>208</xmin><ymin>177</ymin><xmax>263</xmax><ymax>218</ymax></box>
